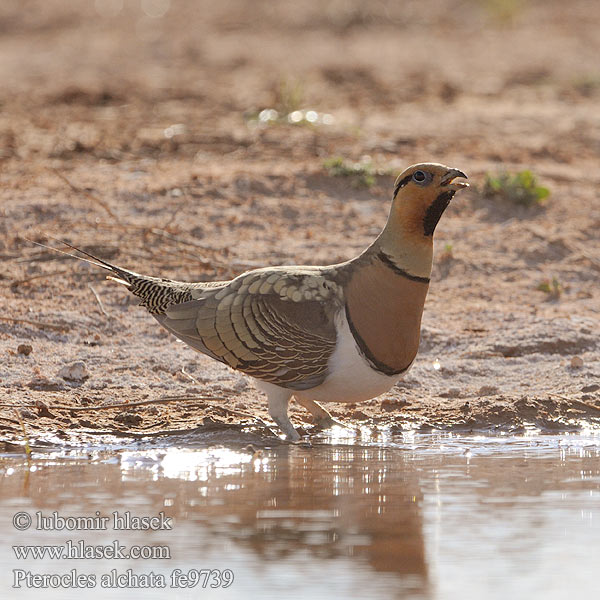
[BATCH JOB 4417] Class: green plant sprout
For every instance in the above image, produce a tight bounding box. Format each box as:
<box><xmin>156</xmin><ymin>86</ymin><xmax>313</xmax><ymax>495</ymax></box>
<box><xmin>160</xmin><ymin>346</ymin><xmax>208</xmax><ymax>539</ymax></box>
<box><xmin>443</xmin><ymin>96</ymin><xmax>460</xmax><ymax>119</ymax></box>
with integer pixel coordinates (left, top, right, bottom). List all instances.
<box><xmin>483</xmin><ymin>170</ymin><xmax>550</xmax><ymax>207</ymax></box>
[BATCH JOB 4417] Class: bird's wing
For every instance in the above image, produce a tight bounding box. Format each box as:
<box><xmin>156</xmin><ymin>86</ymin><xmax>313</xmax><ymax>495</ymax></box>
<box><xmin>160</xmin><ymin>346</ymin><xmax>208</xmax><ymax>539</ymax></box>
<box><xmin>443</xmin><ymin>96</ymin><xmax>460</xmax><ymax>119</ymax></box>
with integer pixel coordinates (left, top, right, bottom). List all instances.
<box><xmin>157</xmin><ymin>267</ymin><xmax>342</xmax><ymax>390</ymax></box>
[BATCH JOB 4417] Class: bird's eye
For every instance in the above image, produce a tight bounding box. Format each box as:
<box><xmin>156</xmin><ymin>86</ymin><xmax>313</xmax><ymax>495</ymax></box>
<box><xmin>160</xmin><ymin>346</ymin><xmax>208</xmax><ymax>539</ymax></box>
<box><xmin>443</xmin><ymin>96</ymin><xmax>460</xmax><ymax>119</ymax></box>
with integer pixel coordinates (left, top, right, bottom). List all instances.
<box><xmin>413</xmin><ymin>170</ymin><xmax>427</xmax><ymax>183</ymax></box>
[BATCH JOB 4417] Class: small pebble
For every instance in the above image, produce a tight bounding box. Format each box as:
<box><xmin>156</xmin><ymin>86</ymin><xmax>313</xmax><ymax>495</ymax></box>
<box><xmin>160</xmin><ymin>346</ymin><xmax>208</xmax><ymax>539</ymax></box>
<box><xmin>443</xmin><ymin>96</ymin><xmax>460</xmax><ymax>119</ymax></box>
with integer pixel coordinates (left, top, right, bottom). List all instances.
<box><xmin>58</xmin><ymin>361</ymin><xmax>90</xmax><ymax>382</ymax></box>
<box><xmin>381</xmin><ymin>399</ymin><xmax>408</xmax><ymax>412</ymax></box>
<box><xmin>114</xmin><ymin>412</ymin><xmax>142</xmax><ymax>426</ymax></box>
<box><xmin>17</xmin><ymin>344</ymin><xmax>32</xmax><ymax>356</ymax></box>
<box><xmin>478</xmin><ymin>385</ymin><xmax>499</xmax><ymax>396</ymax></box>
<box><xmin>35</xmin><ymin>400</ymin><xmax>54</xmax><ymax>418</ymax></box>
<box><xmin>350</xmin><ymin>409</ymin><xmax>368</xmax><ymax>420</ymax></box>
<box><xmin>581</xmin><ymin>384</ymin><xmax>599</xmax><ymax>393</ymax></box>
<box><xmin>27</xmin><ymin>376</ymin><xmax>66</xmax><ymax>392</ymax></box>
<box><xmin>441</xmin><ymin>388</ymin><xmax>462</xmax><ymax>399</ymax></box>
<box><xmin>570</xmin><ymin>356</ymin><xmax>584</xmax><ymax>368</ymax></box>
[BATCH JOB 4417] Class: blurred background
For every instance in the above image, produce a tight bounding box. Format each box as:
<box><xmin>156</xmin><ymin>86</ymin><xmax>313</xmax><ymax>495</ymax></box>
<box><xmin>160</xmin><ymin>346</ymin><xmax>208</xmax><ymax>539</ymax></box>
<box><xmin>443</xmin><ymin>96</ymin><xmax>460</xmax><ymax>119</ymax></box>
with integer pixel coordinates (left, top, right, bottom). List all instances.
<box><xmin>0</xmin><ymin>0</ymin><xmax>599</xmax><ymax>434</ymax></box>
<box><xmin>1</xmin><ymin>0</ymin><xmax>598</xmax><ymax>175</ymax></box>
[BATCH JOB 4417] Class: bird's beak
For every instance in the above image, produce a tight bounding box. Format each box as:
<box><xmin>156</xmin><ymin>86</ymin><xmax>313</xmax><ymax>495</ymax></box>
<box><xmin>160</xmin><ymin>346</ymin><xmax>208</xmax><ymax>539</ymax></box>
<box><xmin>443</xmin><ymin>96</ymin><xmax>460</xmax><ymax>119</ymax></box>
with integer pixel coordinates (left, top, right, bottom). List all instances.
<box><xmin>441</xmin><ymin>168</ymin><xmax>469</xmax><ymax>189</ymax></box>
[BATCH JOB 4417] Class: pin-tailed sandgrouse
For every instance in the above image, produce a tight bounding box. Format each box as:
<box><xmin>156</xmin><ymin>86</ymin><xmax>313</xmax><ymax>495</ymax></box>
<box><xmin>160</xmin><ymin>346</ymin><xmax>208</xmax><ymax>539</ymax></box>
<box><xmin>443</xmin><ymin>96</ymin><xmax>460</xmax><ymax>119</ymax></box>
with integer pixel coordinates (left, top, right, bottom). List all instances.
<box><xmin>51</xmin><ymin>163</ymin><xmax>468</xmax><ymax>440</ymax></box>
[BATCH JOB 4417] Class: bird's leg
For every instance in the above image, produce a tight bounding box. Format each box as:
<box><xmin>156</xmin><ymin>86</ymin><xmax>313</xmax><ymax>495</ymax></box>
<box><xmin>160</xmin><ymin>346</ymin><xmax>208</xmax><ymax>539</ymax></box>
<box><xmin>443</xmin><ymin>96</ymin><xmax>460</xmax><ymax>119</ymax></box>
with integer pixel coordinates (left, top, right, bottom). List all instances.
<box><xmin>294</xmin><ymin>397</ymin><xmax>334</xmax><ymax>427</ymax></box>
<box><xmin>267</xmin><ymin>389</ymin><xmax>300</xmax><ymax>441</ymax></box>
<box><xmin>294</xmin><ymin>397</ymin><xmax>347</xmax><ymax>430</ymax></box>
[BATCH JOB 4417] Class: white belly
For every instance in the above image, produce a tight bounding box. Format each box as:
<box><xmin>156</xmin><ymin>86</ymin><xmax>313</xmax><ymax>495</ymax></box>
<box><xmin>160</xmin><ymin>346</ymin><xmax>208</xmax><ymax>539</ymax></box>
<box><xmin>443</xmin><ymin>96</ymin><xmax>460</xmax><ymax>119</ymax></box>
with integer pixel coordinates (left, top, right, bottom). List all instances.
<box><xmin>296</xmin><ymin>310</ymin><xmax>406</xmax><ymax>404</ymax></box>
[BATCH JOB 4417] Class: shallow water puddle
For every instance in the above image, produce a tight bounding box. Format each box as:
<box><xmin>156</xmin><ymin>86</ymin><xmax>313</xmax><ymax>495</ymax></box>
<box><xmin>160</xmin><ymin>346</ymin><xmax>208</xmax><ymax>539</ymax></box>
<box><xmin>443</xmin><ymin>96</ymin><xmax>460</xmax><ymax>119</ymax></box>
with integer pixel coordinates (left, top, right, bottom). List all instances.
<box><xmin>1</xmin><ymin>431</ymin><xmax>599</xmax><ymax>599</ymax></box>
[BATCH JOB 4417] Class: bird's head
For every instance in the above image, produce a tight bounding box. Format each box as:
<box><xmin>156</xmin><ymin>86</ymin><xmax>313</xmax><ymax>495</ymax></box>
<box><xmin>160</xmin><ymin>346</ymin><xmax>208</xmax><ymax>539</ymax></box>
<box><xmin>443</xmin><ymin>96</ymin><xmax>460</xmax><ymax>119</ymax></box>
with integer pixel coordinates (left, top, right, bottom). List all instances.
<box><xmin>390</xmin><ymin>163</ymin><xmax>469</xmax><ymax>238</ymax></box>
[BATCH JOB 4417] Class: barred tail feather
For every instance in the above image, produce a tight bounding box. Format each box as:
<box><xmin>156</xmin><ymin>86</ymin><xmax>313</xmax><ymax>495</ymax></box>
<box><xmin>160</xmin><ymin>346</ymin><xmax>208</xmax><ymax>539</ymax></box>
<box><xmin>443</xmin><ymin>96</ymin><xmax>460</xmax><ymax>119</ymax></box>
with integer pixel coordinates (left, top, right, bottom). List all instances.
<box><xmin>27</xmin><ymin>237</ymin><xmax>202</xmax><ymax>315</ymax></box>
<box><xmin>48</xmin><ymin>237</ymin><xmax>141</xmax><ymax>286</ymax></box>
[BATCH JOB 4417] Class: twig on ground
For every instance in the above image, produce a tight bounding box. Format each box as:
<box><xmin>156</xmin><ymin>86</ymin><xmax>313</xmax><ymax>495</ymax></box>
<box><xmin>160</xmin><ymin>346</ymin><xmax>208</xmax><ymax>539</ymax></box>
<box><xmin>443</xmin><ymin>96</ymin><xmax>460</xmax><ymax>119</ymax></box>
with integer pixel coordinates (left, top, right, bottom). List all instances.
<box><xmin>50</xmin><ymin>168</ymin><xmax>119</xmax><ymax>221</ymax></box>
<box><xmin>179</xmin><ymin>367</ymin><xmax>275</xmax><ymax>431</ymax></box>
<box><xmin>161</xmin><ymin>199</ymin><xmax>185</xmax><ymax>231</ymax></box>
<box><xmin>9</xmin><ymin>270</ymin><xmax>69</xmax><ymax>289</ymax></box>
<box><xmin>211</xmin><ymin>404</ymin><xmax>277</xmax><ymax>433</ymax></box>
<box><xmin>1</xmin><ymin>392</ymin><xmax>278</xmax><ymax>436</ymax></box>
<box><xmin>181</xmin><ymin>366</ymin><xmax>202</xmax><ymax>385</ymax></box>
<box><xmin>0</xmin><ymin>316</ymin><xmax>70</xmax><ymax>332</ymax></box>
<box><xmin>88</xmin><ymin>283</ymin><xmax>110</xmax><ymax>317</ymax></box>
<box><xmin>147</xmin><ymin>227</ymin><xmax>222</xmax><ymax>252</ymax></box>
<box><xmin>0</xmin><ymin>395</ymin><xmax>227</xmax><ymax>412</ymax></box>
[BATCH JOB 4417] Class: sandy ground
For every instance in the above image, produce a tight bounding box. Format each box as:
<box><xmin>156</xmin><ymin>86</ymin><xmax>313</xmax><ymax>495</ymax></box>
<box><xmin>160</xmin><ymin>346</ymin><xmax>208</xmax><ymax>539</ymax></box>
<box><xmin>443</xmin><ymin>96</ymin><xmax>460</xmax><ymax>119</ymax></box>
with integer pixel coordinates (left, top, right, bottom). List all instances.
<box><xmin>1</xmin><ymin>0</ymin><xmax>599</xmax><ymax>446</ymax></box>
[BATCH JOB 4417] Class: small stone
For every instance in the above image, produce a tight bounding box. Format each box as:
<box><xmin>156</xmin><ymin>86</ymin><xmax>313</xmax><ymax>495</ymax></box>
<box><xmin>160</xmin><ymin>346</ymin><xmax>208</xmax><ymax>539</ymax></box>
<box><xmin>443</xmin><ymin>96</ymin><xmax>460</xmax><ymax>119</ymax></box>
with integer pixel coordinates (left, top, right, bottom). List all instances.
<box><xmin>17</xmin><ymin>344</ymin><xmax>32</xmax><ymax>356</ymax></box>
<box><xmin>570</xmin><ymin>356</ymin><xmax>584</xmax><ymax>368</ymax></box>
<box><xmin>35</xmin><ymin>400</ymin><xmax>55</xmax><ymax>418</ymax></box>
<box><xmin>58</xmin><ymin>361</ymin><xmax>90</xmax><ymax>382</ymax></box>
<box><xmin>581</xmin><ymin>384</ymin><xmax>599</xmax><ymax>393</ymax></box>
<box><xmin>381</xmin><ymin>399</ymin><xmax>407</xmax><ymax>412</ymax></box>
<box><xmin>440</xmin><ymin>388</ymin><xmax>462</xmax><ymax>399</ymax></box>
<box><xmin>381</xmin><ymin>399</ymin><xmax>395</xmax><ymax>412</ymax></box>
<box><xmin>350</xmin><ymin>409</ymin><xmax>368</xmax><ymax>420</ymax></box>
<box><xmin>27</xmin><ymin>376</ymin><xmax>66</xmax><ymax>391</ymax></box>
<box><xmin>114</xmin><ymin>412</ymin><xmax>142</xmax><ymax>426</ymax></box>
<box><xmin>478</xmin><ymin>385</ymin><xmax>499</xmax><ymax>396</ymax></box>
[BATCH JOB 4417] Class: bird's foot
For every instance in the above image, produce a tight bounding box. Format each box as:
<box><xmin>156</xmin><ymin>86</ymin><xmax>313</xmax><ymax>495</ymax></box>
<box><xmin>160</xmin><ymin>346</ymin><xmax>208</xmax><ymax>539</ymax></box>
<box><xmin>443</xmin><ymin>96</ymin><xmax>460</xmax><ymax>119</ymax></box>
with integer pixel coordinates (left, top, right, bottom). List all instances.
<box><xmin>313</xmin><ymin>415</ymin><xmax>348</xmax><ymax>430</ymax></box>
<box><xmin>270</xmin><ymin>416</ymin><xmax>301</xmax><ymax>442</ymax></box>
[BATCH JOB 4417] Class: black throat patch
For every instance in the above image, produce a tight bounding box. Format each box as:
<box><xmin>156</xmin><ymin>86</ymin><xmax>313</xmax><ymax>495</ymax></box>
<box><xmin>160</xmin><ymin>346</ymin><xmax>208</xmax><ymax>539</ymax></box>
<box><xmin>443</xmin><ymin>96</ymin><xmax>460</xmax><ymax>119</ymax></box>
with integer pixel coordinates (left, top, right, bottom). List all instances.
<box><xmin>423</xmin><ymin>190</ymin><xmax>455</xmax><ymax>236</ymax></box>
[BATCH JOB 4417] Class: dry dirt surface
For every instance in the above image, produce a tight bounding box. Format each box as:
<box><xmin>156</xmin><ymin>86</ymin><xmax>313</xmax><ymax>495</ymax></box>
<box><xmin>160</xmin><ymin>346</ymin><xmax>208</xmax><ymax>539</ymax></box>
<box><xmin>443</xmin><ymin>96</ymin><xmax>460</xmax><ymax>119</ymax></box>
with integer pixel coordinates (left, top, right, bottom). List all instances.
<box><xmin>1</xmin><ymin>0</ymin><xmax>599</xmax><ymax>446</ymax></box>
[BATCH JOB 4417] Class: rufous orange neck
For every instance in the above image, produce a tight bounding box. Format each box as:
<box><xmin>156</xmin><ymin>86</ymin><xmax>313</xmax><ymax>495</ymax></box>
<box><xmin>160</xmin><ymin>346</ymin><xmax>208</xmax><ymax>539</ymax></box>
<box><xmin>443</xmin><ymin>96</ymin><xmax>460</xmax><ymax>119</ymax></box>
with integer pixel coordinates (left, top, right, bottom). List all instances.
<box><xmin>375</xmin><ymin>199</ymin><xmax>434</xmax><ymax>280</ymax></box>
